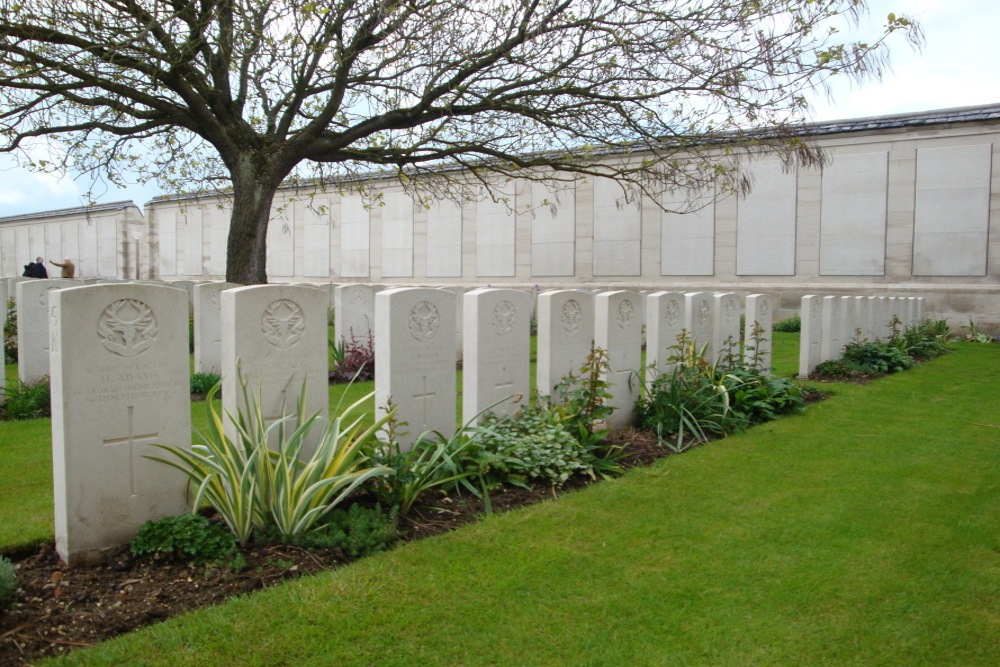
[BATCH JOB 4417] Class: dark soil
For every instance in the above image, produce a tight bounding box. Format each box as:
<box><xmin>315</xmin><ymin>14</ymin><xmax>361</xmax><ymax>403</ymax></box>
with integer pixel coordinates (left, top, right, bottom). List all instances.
<box><xmin>1</xmin><ymin>430</ymin><xmax>666</xmax><ymax>665</ymax></box>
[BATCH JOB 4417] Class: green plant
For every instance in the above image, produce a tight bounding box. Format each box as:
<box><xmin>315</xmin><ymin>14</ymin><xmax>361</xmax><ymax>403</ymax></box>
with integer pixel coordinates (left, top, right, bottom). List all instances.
<box><xmin>3</xmin><ymin>297</ymin><xmax>16</xmax><ymax>364</ymax></box>
<box><xmin>369</xmin><ymin>412</ymin><xmax>485</xmax><ymax>516</ymax></box>
<box><xmin>191</xmin><ymin>372</ymin><xmax>222</xmax><ymax>396</ymax></box>
<box><xmin>473</xmin><ymin>404</ymin><xmax>596</xmax><ymax>488</ymax></box>
<box><xmin>638</xmin><ymin>333</ymin><xmax>748</xmax><ymax>451</ymax></box>
<box><xmin>841</xmin><ymin>340</ymin><xmax>913</xmax><ymax>375</ymax></box>
<box><xmin>773</xmin><ymin>314</ymin><xmax>801</xmax><ymax>333</ymax></box>
<box><xmin>130</xmin><ymin>513</ymin><xmax>238</xmax><ymax>565</ymax></box>
<box><xmin>329</xmin><ymin>334</ymin><xmax>375</xmax><ymax>384</ymax></box>
<box><xmin>725</xmin><ymin>366</ymin><xmax>805</xmax><ymax>425</ymax></box>
<box><xmin>959</xmin><ymin>319</ymin><xmax>991</xmax><ymax>344</ymax></box>
<box><xmin>150</xmin><ymin>376</ymin><xmax>392</xmax><ymax>545</ymax></box>
<box><xmin>553</xmin><ymin>346</ymin><xmax>615</xmax><ymax>445</ymax></box>
<box><xmin>294</xmin><ymin>503</ymin><xmax>399</xmax><ymax>558</ymax></box>
<box><xmin>1</xmin><ymin>376</ymin><xmax>51</xmax><ymax>420</ymax></box>
<box><xmin>0</xmin><ymin>555</ymin><xmax>16</xmax><ymax>613</ymax></box>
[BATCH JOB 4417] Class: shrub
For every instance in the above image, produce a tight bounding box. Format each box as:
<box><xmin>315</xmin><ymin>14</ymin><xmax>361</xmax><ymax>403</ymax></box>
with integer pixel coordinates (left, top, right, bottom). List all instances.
<box><xmin>3</xmin><ymin>297</ymin><xmax>16</xmax><ymax>363</ymax></box>
<box><xmin>841</xmin><ymin>340</ymin><xmax>913</xmax><ymax>375</ymax></box>
<box><xmin>773</xmin><ymin>314</ymin><xmax>801</xmax><ymax>333</ymax></box>
<box><xmin>639</xmin><ymin>331</ymin><xmax>804</xmax><ymax>451</ymax></box>
<box><xmin>329</xmin><ymin>334</ymin><xmax>375</xmax><ymax>383</ymax></box>
<box><xmin>368</xmin><ymin>408</ymin><xmax>485</xmax><ymax>515</ymax></box>
<box><xmin>473</xmin><ymin>404</ymin><xmax>595</xmax><ymax>488</ymax></box>
<box><xmin>0</xmin><ymin>555</ymin><xmax>16</xmax><ymax>614</ymax></box>
<box><xmin>130</xmin><ymin>513</ymin><xmax>238</xmax><ymax>565</ymax></box>
<box><xmin>1</xmin><ymin>376</ymin><xmax>51</xmax><ymax>420</ymax></box>
<box><xmin>190</xmin><ymin>372</ymin><xmax>222</xmax><ymax>396</ymax></box>
<box><xmin>725</xmin><ymin>366</ymin><xmax>805</xmax><ymax>425</ymax></box>
<box><xmin>293</xmin><ymin>504</ymin><xmax>399</xmax><ymax>558</ymax></box>
<box><xmin>150</xmin><ymin>379</ymin><xmax>391</xmax><ymax>545</ymax></box>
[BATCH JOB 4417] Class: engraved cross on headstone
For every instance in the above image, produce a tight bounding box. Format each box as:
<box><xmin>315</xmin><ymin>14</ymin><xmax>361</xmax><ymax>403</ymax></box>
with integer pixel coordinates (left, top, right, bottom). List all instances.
<box><xmin>413</xmin><ymin>376</ymin><xmax>436</xmax><ymax>426</ymax></box>
<box><xmin>495</xmin><ymin>366</ymin><xmax>514</xmax><ymax>396</ymax></box>
<box><xmin>102</xmin><ymin>405</ymin><xmax>158</xmax><ymax>497</ymax></box>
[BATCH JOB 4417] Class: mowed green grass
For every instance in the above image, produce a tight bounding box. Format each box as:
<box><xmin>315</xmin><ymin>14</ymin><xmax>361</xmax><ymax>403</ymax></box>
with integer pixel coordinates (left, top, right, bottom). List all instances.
<box><xmin>19</xmin><ymin>341</ymin><xmax>998</xmax><ymax>665</ymax></box>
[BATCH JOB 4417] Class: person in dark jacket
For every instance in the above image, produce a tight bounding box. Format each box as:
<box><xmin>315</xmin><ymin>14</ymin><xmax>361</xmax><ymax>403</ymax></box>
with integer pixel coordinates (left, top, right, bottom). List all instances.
<box><xmin>22</xmin><ymin>256</ymin><xmax>48</xmax><ymax>278</ymax></box>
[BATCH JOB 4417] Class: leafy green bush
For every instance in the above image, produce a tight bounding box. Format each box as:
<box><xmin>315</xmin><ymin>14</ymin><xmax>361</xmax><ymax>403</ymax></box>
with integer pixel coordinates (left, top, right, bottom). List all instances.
<box><xmin>841</xmin><ymin>340</ymin><xmax>913</xmax><ymax>375</ymax></box>
<box><xmin>894</xmin><ymin>320</ymin><xmax>949</xmax><ymax>360</ymax></box>
<box><xmin>639</xmin><ymin>332</ymin><xmax>804</xmax><ymax>451</ymax></box>
<box><xmin>150</xmin><ymin>380</ymin><xmax>391</xmax><ymax>545</ymax></box>
<box><xmin>474</xmin><ymin>404</ymin><xmax>595</xmax><ymax>488</ymax></box>
<box><xmin>725</xmin><ymin>367</ymin><xmax>805</xmax><ymax>425</ymax></box>
<box><xmin>1</xmin><ymin>376</ymin><xmax>51</xmax><ymax>420</ymax></box>
<box><xmin>131</xmin><ymin>513</ymin><xmax>238</xmax><ymax>565</ymax></box>
<box><xmin>0</xmin><ymin>555</ymin><xmax>16</xmax><ymax>614</ymax></box>
<box><xmin>773</xmin><ymin>315</ymin><xmax>801</xmax><ymax>333</ymax></box>
<box><xmin>367</xmin><ymin>407</ymin><xmax>485</xmax><ymax>515</ymax></box>
<box><xmin>3</xmin><ymin>297</ymin><xmax>16</xmax><ymax>364</ymax></box>
<box><xmin>190</xmin><ymin>372</ymin><xmax>222</xmax><ymax>395</ymax></box>
<box><xmin>813</xmin><ymin>358</ymin><xmax>867</xmax><ymax>380</ymax></box>
<box><xmin>293</xmin><ymin>504</ymin><xmax>399</xmax><ymax>558</ymax></box>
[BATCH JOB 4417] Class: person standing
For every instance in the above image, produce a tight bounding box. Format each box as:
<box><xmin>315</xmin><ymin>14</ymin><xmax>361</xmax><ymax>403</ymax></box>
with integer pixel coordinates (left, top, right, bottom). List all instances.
<box><xmin>22</xmin><ymin>256</ymin><xmax>48</xmax><ymax>278</ymax></box>
<box><xmin>50</xmin><ymin>257</ymin><xmax>75</xmax><ymax>278</ymax></box>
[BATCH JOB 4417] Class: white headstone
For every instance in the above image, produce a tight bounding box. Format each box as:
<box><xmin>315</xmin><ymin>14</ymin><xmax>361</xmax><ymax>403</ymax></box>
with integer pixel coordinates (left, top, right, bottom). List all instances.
<box><xmin>744</xmin><ymin>294</ymin><xmax>774</xmax><ymax>372</ymax></box>
<box><xmin>712</xmin><ymin>292</ymin><xmax>741</xmax><ymax>366</ymax></box>
<box><xmin>820</xmin><ymin>296</ymin><xmax>844</xmax><ymax>362</ymax></box>
<box><xmin>334</xmin><ymin>284</ymin><xmax>376</xmax><ymax>346</ymax></box>
<box><xmin>595</xmin><ymin>290</ymin><xmax>642</xmax><ymax>428</ymax></box>
<box><xmin>462</xmin><ymin>288</ymin><xmax>533</xmax><ymax>424</ymax></box>
<box><xmin>875</xmin><ymin>296</ymin><xmax>891</xmax><ymax>339</ymax></box>
<box><xmin>221</xmin><ymin>285</ymin><xmax>329</xmax><ymax>452</ymax></box>
<box><xmin>798</xmin><ymin>295</ymin><xmax>823</xmax><ymax>377</ymax></box>
<box><xmin>646</xmin><ymin>291</ymin><xmax>686</xmax><ymax>378</ymax></box>
<box><xmin>684</xmin><ymin>292</ymin><xmax>714</xmax><ymax>360</ymax></box>
<box><xmin>536</xmin><ymin>289</ymin><xmax>595</xmax><ymax>400</ymax></box>
<box><xmin>51</xmin><ymin>284</ymin><xmax>191</xmax><ymax>564</ymax></box>
<box><xmin>864</xmin><ymin>296</ymin><xmax>879</xmax><ymax>341</ymax></box>
<box><xmin>17</xmin><ymin>279</ymin><xmax>79</xmax><ymax>383</ymax></box>
<box><xmin>375</xmin><ymin>288</ymin><xmax>457</xmax><ymax>449</ymax></box>
<box><xmin>193</xmin><ymin>282</ymin><xmax>240</xmax><ymax>374</ymax></box>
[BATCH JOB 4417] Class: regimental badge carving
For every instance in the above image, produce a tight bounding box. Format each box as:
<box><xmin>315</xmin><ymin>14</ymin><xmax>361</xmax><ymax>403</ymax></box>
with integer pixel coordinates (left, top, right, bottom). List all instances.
<box><xmin>261</xmin><ymin>299</ymin><xmax>305</xmax><ymax>349</ymax></box>
<box><xmin>696</xmin><ymin>299</ymin><xmax>710</xmax><ymax>327</ymax></box>
<box><xmin>409</xmin><ymin>300</ymin><xmax>440</xmax><ymax>342</ymax></box>
<box><xmin>492</xmin><ymin>300</ymin><xmax>516</xmax><ymax>336</ymax></box>
<box><xmin>98</xmin><ymin>299</ymin><xmax>158</xmax><ymax>357</ymax></box>
<box><xmin>665</xmin><ymin>299</ymin><xmax>680</xmax><ymax>327</ymax></box>
<box><xmin>760</xmin><ymin>299</ymin><xmax>771</xmax><ymax>321</ymax></box>
<box><xmin>561</xmin><ymin>299</ymin><xmax>582</xmax><ymax>333</ymax></box>
<box><xmin>617</xmin><ymin>299</ymin><xmax>634</xmax><ymax>329</ymax></box>
<box><xmin>723</xmin><ymin>298</ymin><xmax>737</xmax><ymax>324</ymax></box>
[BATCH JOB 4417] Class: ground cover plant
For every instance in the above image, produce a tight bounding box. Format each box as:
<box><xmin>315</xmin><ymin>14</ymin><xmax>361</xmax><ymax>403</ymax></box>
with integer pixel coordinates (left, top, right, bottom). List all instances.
<box><xmin>813</xmin><ymin>317</ymin><xmax>950</xmax><ymax>381</ymax></box>
<box><xmin>2</xmin><ymin>340</ymin><xmax>992</xmax><ymax>665</ymax></box>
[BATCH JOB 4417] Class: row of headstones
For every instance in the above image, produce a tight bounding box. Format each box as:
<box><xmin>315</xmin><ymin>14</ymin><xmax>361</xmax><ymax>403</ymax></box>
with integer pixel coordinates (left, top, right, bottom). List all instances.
<box><xmin>41</xmin><ymin>281</ymin><xmax>772</xmax><ymax>564</ymax></box>
<box><xmin>797</xmin><ymin>294</ymin><xmax>925</xmax><ymax>377</ymax></box>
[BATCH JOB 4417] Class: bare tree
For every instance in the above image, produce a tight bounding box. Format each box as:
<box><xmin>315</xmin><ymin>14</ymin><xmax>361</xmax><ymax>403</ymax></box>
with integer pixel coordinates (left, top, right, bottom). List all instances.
<box><xmin>0</xmin><ymin>0</ymin><xmax>919</xmax><ymax>284</ymax></box>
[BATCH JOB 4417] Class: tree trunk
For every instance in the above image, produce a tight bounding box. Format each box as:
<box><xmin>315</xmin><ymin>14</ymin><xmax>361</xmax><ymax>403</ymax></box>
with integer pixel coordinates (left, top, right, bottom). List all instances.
<box><xmin>224</xmin><ymin>158</ymin><xmax>284</xmax><ymax>285</ymax></box>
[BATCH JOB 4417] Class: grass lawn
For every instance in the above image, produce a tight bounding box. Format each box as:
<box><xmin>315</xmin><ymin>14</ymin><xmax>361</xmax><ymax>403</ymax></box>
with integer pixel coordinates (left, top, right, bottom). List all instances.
<box><xmin>3</xmin><ymin>340</ymin><xmax>996</xmax><ymax>664</ymax></box>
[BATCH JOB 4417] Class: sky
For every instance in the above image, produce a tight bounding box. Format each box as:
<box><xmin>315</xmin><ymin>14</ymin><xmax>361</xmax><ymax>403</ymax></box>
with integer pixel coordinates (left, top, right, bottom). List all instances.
<box><xmin>0</xmin><ymin>0</ymin><xmax>996</xmax><ymax>219</ymax></box>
